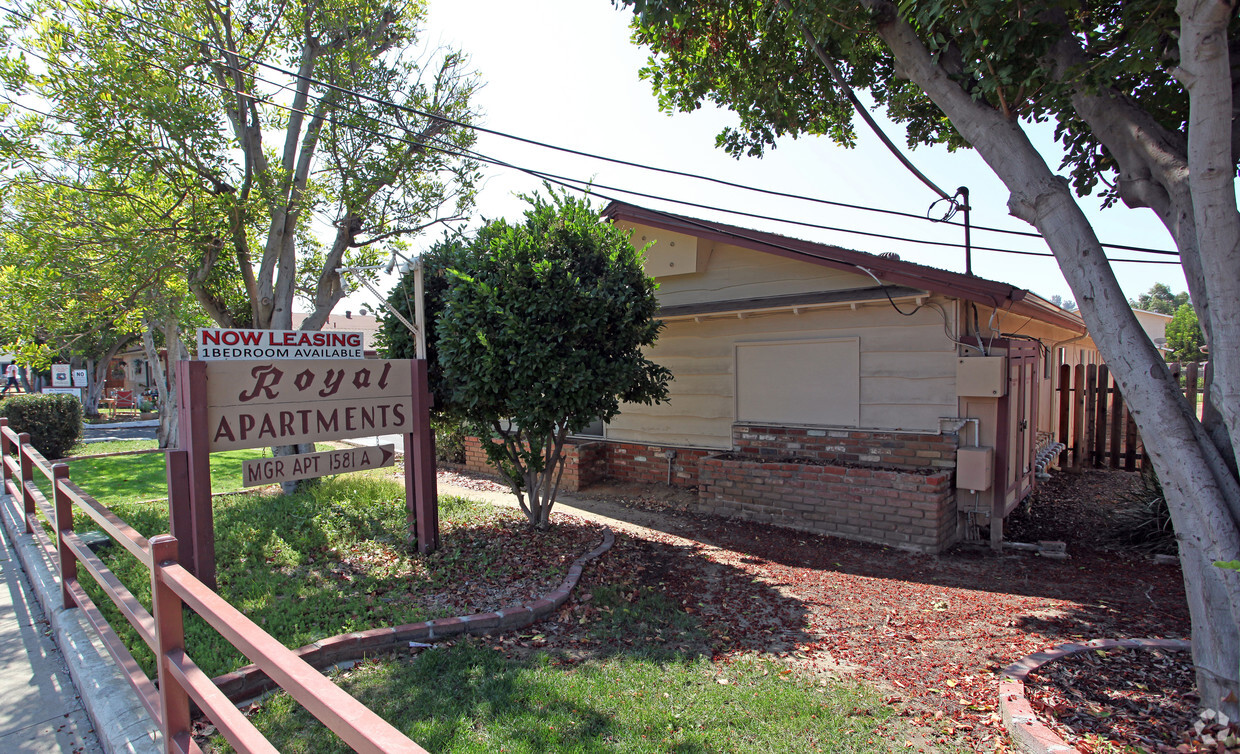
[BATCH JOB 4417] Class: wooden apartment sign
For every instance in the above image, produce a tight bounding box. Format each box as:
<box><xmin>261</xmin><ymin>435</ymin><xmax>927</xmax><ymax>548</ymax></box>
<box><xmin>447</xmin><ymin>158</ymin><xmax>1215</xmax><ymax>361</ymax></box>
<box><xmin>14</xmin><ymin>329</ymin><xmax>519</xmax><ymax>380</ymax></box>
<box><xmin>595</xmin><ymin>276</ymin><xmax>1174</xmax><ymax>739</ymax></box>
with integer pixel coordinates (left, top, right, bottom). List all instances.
<box><xmin>204</xmin><ymin>360</ymin><xmax>413</xmax><ymax>452</ymax></box>
<box><xmin>175</xmin><ymin>356</ymin><xmax>439</xmax><ymax>590</ymax></box>
<box><xmin>241</xmin><ymin>444</ymin><xmax>396</xmax><ymax>487</ymax></box>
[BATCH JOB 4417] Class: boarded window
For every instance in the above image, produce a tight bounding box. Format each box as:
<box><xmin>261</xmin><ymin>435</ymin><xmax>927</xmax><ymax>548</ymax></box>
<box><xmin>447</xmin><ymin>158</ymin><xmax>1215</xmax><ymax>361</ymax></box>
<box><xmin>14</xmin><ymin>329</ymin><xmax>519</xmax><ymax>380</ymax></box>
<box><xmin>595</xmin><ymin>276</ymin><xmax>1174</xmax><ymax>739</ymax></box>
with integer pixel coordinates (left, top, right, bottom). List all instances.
<box><xmin>735</xmin><ymin>338</ymin><xmax>860</xmax><ymax>426</ymax></box>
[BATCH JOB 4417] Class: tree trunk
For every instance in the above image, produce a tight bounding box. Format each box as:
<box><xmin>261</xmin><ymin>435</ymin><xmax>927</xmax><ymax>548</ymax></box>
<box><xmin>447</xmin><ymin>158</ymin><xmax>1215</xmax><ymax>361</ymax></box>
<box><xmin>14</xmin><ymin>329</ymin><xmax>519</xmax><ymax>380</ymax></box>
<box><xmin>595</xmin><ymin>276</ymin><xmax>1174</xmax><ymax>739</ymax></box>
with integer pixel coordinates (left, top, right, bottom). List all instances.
<box><xmin>862</xmin><ymin>0</ymin><xmax>1240</xmax><ymax>714</ymax></box>
<box><xmin>143</xmin><ymin>316</ymin><xmax>187</xmax><ymax>449</ymax></box>
<box><xmin>1176</xmin><ymin>0</ymin><xmax>1240</xmax><ymax>467</ymax></box>
<box><xmin>86</xmin><ymin>337</ymin><xmax>132</xmax><ymax>418</ymax></box>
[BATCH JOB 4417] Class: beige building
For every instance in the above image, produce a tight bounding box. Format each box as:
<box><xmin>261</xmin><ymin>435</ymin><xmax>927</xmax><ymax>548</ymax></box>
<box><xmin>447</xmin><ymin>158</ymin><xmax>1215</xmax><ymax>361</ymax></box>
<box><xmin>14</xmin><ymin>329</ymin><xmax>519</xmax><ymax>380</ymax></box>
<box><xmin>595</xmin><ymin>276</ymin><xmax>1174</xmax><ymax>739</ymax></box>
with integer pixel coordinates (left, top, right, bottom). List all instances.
<box><xmin>466</xmin><ymin>203</ymin><xmax>1098</xmax><ymax>552</ymax></box>
<box><xmin>1132</xmin><ymin>309</ymin><xmax>1173</xmax><ymax>358</ymax></box>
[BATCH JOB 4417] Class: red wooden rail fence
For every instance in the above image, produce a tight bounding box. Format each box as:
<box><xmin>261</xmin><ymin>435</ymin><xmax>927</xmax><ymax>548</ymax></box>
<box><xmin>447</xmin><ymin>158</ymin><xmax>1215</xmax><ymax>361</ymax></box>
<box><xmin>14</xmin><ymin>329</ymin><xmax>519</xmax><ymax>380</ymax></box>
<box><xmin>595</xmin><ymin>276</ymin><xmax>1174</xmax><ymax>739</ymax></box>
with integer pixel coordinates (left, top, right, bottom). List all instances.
<box><xmin>1055</xmin><ymin>361</ymin><xmax>1211</xmax><ymax>471</ymax></box>
<box><xmin>0</xmin><ymin>418</ymin><xmax>427</xmax><ymax>754</ymax></box>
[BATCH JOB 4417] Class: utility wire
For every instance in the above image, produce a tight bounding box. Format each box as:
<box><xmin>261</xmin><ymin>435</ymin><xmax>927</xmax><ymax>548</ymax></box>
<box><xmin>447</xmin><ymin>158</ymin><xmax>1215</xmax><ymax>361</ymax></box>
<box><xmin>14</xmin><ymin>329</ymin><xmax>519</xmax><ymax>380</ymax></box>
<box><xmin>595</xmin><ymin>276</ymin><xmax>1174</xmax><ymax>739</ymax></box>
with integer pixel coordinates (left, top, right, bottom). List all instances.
<box><xmin>33</xmin><ymin>0</ymin><xmax>1181</xmax><ymax>257</ymax></box>
<box><xmin>775</xmin><ymin>0</ymin><xmax>950</xmax><ymax>201</ymax></box>
<box><xmin>0</xmin><ymin>31</ymin><xmax>1180</xmax><ymax>268</ymax></box>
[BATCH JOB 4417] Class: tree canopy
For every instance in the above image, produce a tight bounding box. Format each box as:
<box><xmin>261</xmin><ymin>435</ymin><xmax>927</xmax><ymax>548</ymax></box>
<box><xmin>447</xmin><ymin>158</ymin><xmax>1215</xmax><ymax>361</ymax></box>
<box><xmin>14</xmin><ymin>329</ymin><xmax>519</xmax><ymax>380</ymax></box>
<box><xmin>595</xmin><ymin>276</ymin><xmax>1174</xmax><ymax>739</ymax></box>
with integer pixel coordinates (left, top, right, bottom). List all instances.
<box><xmin>3</xmin><ymin>0</ymin><xmax>481</xmax><ymax>331</ymax></box>
<box><xmin>1167</xmin><ymin>303</ymin><xmax>1207</xmax><ymax>363</ymax></box>
<box><xmin>397</xmin><ymin>191</ymin><xmax>671</xmax><ymax>528</ymax></box>
<box><xmin>1132</xmin><ymin>283</ymin><xmax>1191</xmax><ymax>316</ymax></box>
<box><xmin>619</xmin><ymin>0</ymin><xmax>1240</xmax><ymax>713</ymax></box>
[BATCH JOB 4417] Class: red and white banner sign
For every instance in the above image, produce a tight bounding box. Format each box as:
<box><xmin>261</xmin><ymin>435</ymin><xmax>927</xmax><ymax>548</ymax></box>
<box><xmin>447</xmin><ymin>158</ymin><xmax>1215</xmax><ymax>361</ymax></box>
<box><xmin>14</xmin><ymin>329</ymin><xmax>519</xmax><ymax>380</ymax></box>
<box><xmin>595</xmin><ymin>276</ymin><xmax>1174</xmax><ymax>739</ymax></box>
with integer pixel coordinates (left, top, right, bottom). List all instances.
<box><xmin>197</xmin><ymin>328</ymin><xmax>365</xmax><ymax>360</ymax></box>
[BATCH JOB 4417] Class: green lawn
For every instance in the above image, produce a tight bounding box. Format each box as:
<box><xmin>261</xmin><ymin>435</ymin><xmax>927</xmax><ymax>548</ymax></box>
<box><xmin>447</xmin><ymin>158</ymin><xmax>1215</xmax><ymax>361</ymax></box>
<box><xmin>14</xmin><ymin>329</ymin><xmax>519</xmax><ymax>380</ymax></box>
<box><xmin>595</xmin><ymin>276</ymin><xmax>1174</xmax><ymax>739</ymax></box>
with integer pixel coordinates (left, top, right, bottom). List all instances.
<box><xmin>238</xmin><ymin>645</ymin><xmax>898</xmax><ymax>753</ymax></box>
<box><xmin>37</xmin><ymin>457</ymin><xmax>908</xmax><ymax>753</ymax></box>
<box><xmin>60</xmin><ymin>440</ymin><xmax>263</xmax><ymax>503</ymax></box>
<box><xmin>75</xmin><ymin>478</ymin><xmax>585</xmax><ymax>679</ymax></box>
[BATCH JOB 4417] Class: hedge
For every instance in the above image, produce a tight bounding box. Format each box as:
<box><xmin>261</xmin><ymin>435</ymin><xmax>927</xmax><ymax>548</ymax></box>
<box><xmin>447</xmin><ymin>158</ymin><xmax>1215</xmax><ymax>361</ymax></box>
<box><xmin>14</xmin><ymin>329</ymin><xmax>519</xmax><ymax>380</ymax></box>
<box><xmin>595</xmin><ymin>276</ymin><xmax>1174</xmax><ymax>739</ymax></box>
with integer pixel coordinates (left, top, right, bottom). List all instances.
<box><xmin>0</xmin><ymin>393</ymin><xmax>83</xmax><ymax>460</ymax></box>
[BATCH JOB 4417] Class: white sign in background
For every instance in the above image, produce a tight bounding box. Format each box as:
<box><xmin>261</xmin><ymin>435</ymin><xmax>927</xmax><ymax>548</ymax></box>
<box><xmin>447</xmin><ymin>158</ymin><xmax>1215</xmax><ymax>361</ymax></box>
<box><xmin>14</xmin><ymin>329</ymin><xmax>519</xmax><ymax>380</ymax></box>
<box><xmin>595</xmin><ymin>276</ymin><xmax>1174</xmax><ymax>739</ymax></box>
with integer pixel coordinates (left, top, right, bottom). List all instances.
<box><xmin>50</xmin><ymin>364</ymin><xmax>70</xmax><ymax>387</ymax></box>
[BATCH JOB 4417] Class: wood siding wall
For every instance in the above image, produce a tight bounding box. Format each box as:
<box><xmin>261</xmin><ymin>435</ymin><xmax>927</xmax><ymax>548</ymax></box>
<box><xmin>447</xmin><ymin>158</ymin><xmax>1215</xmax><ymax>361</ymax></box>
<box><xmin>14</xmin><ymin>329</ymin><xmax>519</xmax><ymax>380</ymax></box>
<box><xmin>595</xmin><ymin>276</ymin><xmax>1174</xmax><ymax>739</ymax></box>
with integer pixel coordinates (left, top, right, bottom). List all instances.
<box><xmin>607</xmin><ymin>301</ymin><xmax>959</xmax><ymax>448</ymax></box>
<box><xmin>628</xmin><ymin>229</ymin><xmax>870</xmax><ymax>308</ymax></box>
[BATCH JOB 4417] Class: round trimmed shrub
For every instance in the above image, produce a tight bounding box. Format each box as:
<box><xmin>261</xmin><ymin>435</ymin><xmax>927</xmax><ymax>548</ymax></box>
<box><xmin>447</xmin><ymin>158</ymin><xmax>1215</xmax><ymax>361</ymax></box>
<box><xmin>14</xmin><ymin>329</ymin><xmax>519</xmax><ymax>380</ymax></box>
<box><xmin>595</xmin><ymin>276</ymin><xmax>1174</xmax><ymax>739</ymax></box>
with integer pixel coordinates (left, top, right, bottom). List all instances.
<box><xmin>0</xmin><ymin>393</ymin><xmax>84</xmax><ymax>460</ymax></box>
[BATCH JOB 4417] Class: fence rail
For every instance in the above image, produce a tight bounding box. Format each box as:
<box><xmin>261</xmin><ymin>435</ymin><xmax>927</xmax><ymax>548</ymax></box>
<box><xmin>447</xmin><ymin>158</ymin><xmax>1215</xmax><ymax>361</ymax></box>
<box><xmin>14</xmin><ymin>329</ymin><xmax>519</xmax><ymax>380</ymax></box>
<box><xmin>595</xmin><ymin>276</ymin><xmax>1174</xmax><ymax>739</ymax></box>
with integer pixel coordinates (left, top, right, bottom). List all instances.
<box><xmin>0</xmin><ymin>418</ymin><xmax>427</xmax><ymax>753</ymax></box>
<box><xmin>1055</xmin><ymin>361</ymin><xmax>1211</xmax><ymax>471</ymax></box>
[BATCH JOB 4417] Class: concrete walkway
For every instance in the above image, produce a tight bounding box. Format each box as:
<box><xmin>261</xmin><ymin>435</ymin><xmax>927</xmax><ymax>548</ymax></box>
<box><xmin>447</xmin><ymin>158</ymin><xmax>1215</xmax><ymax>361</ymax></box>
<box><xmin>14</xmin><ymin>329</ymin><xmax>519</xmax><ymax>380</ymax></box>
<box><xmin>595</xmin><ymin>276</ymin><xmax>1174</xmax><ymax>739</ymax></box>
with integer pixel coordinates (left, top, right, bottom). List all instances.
<box><xmin>81</xmin><ymin>420</ymin><xmax>158</xmax><ymax>444</ymax></box>
<box><xmin>0</xmin><ymin>520</ymin><xmax>102</xmax><ymax>753</ymax></box>
<box><xmin>435</xmin><ymin>478</ymin><xmax>713</xmax><ymax>545</ymax></box>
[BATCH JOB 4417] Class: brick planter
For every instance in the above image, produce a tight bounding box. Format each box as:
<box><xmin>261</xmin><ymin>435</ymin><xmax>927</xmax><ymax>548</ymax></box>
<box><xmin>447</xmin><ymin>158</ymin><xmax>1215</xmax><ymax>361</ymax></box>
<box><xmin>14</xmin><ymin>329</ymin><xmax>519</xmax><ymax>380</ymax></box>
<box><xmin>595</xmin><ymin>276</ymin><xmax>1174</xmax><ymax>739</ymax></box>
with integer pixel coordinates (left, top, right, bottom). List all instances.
<box><xmin>697</xmin><ymin>454</ymin><xmax>958</xmax><ymax>552</ymax></box>
<box><xmin>733</xmin><ymin>424</ymin><xmax>958</xmax><ymax>470</ymax></box>
<box><xmin>463</xmin><ymin>436</ymin><xmax>606</xmax><ymax>492</ymax></box>
<box><xmin>462</xmin><ymin>436</ymin><xmax>710</xmax><ymax>490</ymax></box>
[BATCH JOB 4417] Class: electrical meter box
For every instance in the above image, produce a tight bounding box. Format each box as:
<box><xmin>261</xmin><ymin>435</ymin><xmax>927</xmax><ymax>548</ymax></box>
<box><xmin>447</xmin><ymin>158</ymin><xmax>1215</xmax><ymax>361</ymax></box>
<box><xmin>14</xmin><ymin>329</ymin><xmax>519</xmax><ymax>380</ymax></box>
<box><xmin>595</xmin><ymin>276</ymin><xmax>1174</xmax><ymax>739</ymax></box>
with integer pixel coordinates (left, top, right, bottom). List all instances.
<box><xmin>956</xmin><ymin>357</ymin><xmax>1007</xmax><ymax>397</ymax></box>
<box><xmin>956</xmin><ymin>446</ymin><xmax>995</xmax><ymax>491</ymax></box>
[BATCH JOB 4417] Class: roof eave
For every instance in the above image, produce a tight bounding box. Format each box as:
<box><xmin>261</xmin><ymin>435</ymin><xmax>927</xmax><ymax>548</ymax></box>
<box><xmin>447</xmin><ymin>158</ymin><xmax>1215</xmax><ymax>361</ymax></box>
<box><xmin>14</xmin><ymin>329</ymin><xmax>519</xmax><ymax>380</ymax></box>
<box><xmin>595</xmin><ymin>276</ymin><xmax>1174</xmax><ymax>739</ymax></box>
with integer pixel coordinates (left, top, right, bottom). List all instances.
<box><xmin>605</xmin><ymin>201</ymin><xmax>1088</xmax><ymax>335</ymax></box>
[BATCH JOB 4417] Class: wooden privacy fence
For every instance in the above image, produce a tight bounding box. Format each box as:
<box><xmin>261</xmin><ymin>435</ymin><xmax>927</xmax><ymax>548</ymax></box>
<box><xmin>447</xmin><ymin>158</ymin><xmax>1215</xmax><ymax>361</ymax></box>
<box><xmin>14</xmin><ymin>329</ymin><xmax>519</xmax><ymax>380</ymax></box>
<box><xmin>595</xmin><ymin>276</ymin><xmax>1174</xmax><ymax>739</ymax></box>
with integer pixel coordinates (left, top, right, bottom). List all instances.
<box><xmin>1055</xmin><ymin>361</ymin><xmax>1212</xmax><ymax>471</ymax></box>
<box><xmin>0</xmin><ymin>418</ymin><xmax>426</xmax><ymax>754</ymax></box>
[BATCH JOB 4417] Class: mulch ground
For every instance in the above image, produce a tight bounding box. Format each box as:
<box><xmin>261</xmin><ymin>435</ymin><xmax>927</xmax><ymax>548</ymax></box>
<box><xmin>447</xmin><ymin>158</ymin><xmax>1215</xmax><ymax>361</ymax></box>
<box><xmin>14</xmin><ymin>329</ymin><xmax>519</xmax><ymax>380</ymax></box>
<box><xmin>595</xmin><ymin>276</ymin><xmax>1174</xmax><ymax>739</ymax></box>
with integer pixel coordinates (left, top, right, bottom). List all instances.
<box><xmin>437</xmin><ymin>467</ymin><xmax>1192</xmax><ymax>753</ymax></box>
<box><xmin>1021</xmin><ymin>646</ymin><xmax>1229</xmax><ymax>753</ymax></box>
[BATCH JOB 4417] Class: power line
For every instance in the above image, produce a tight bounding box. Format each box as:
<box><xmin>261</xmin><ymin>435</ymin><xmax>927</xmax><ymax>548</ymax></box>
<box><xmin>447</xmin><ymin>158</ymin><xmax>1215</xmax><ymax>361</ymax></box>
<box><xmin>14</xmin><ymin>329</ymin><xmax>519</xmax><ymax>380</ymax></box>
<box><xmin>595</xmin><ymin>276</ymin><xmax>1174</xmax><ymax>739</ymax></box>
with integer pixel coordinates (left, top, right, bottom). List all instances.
<box><xmin>53</xmin><ymin>0</ymin><xmax>1180</xmax><ymax>257</ymax></box>
<box><xmin>0</xmin><ymin>12</ymin><xmax>1180</xmax><ymax>267</ymax></box>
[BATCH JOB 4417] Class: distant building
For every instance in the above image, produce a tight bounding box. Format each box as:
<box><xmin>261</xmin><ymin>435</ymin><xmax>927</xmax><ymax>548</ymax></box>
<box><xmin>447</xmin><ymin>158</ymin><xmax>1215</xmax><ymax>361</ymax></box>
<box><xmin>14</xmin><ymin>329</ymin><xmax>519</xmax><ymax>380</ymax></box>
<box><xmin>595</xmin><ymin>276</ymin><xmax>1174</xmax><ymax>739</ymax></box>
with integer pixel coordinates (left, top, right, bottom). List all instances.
<box><xmin>1132</xmin><ymin>309</ymin><xmax>1173</xmax><ymax>357</ymax></box>
<box><xmin>291</xmin><ymin>310</ymin><xmax>381</xmax><ymax>353</ymax></box>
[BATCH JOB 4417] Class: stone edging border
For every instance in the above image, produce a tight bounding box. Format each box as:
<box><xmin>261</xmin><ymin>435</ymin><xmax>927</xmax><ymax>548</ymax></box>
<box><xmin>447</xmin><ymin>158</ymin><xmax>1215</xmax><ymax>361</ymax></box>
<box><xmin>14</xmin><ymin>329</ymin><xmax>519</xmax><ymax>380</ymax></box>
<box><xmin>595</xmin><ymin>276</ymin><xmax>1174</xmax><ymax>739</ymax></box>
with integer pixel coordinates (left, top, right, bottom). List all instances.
<box><xmin>211</xmin><ymin>527</ymin><xmax>616</xmax><ymax>701</ymax></box>
<box><xmin>998</xmin><ymin>637</ymin><xmax>1191</xmax><ymax>754</ymax></box>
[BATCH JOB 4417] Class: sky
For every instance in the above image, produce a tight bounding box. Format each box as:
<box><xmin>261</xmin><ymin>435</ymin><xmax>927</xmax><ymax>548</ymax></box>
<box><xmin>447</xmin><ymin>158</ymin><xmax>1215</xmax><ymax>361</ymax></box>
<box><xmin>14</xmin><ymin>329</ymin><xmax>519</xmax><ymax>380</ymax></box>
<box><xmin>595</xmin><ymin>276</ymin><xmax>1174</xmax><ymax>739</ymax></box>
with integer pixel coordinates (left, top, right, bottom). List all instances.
<box><xmin>345</xmin><ymin>0</ymin><xmax>1187</xmax><ymax>313</ymax></box>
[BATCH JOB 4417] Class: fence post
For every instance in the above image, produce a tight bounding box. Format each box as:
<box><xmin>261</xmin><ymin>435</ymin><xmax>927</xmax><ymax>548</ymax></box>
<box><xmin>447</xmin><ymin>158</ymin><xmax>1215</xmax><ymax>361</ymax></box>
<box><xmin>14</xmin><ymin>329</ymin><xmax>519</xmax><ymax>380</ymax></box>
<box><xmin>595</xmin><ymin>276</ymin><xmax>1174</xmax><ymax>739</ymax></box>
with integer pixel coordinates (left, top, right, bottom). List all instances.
<box><xmin>1094</xmin><ymin>365</ymin><xmax>1109</xmax><ymax>466</ymax></box>
<box><xmin>1109</xmin><ymin>388</ymin><xmax>1124</xmax><ymax>469</ymax></box>
<box><xmin>1202</xmin><ymin>361</ymin><xmax>1218</xmax><ymax>429</ymax></box>
<box><xmin>1056</xmin><ymin>364</ymin><xmax>1071</xmax><ymax>467</ymax></box>
<box><xmin>1083</xmin><ymin>365</ymin><xmax>1098</xmax><ymax>468</ymax></box>
<box><xmin>52</xmin><ymin>463</ymin><xmax>77</xmax><ymax>610</ymax></box>
<box><xmin>150</xmin><ymin>534</ymin><xmax>190</xmax><ymax>754</ymax></box>
<box><xmin>18</xmin><ymin>432</ymin><xmax>33</xmax><ymax>533</ymax></box>
<box><xmin>1185</xmin><ymin>362</ymin><xmax>1200</xmax><ymax>417</ymax></box>
<box><xmin>0</xmin><ymin>417</ymin><xmax>8</xmax><ymax>489</ymax></box>
<box><xmin>1071</xmin><ymin>365</ymin><xmax>1085</xmax><ymax>469</ymax></box>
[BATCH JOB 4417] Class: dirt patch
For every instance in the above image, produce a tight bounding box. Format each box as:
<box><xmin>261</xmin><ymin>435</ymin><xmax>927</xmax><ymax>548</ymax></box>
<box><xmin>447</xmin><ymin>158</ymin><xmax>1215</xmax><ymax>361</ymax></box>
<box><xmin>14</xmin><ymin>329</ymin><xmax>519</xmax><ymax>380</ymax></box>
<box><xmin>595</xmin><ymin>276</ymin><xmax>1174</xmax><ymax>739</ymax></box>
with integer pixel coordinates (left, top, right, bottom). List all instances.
<box><xmin>423</xmin><ymin>465</ymin><xmax>1188</xmax><ymax>752</ymax></box>
<box><xmin>570</xmin><ymin>480</ymin><xmax>700</xmax><ymax>515</ymax></box>
<box><xmin>1006</xmin><ymin>468</ymin><xmax>1144</xmax><ymax>546</ymax></box>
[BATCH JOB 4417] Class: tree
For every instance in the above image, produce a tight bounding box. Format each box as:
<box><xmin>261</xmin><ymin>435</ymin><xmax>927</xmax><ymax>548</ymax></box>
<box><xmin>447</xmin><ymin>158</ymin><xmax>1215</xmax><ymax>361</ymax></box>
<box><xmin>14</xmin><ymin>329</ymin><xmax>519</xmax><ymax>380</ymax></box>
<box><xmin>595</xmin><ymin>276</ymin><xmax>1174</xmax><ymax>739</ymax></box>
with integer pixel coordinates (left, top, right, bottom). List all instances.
<box><xmin>1132</xmin><ymin>283</ymin><xmax>1190</xmax><ymax>315</ymax></box>
<box><xmin>415</xmin><ymin>191</ymin><xmax>671</xmax><ymax>528</ymax></box>
<box><xmin>618</xmin><ymin>0</ymin><xmax>1240</xmax><ymax>713</ymax></box>
<box><xmin>1049</xmin><ymin>294</ymin><xmax>1077</xmax><ymax>313</ymax></box>
<box><xmin>9</xmin><ymin>0</ymin><xmax>480</xmax><ymax>331</ymax></box>
<box><xmin>1168</xmin><ymin>303</ymin><xmax>1208</xmax><ymax>363</ymax></box>
<box><xmin>0</xmin><ymin>161</ymin><xmax>193</xmax><ymax>423</ymax></box>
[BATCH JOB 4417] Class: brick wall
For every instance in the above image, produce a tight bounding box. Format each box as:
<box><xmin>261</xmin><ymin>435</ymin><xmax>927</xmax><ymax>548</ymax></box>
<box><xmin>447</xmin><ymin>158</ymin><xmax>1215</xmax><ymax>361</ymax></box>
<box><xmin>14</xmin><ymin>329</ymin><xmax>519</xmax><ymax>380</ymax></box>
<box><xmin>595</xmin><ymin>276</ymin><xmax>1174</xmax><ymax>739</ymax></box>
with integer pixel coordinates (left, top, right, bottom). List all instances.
<box><xmin>461</xmin><ymin>436</ymin><xmax>607</xmax><ymax>493</ymax></box>
<box><xmin>734</xmin><ymin>424</ymin><xmax>958</xmax><ymax>470</ymax></box>
<box><xmin>606</xmin><ymin>443</ymin><xmax>711</xmax><ymax>487</ymax></box>
<box><xmin>461</xmin><ymin>436</ymin><xmax>711</xmax><ymax>490</ymax></box>
<box><xmin>697</xmin><ymin>454</ymin><xmax>958</xmax><ymax>553</ymax></box>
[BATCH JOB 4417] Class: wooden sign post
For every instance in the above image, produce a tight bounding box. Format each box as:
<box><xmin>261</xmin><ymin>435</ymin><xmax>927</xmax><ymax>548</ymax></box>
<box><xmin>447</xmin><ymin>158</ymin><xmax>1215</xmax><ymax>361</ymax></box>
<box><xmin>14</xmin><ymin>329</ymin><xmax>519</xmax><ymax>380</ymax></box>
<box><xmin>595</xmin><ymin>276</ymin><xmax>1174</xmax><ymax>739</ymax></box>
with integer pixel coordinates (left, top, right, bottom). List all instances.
<box><xmin>172</xmin><ymin>358</ymin><xmax>438</xmax><ymax>589</ymax></box>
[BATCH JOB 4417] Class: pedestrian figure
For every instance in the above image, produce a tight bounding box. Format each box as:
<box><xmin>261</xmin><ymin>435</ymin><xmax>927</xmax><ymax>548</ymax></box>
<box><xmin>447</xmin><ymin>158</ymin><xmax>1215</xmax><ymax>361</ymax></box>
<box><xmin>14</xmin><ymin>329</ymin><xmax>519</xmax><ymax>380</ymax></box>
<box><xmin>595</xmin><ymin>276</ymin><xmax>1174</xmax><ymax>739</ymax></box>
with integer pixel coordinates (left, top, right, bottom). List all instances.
<box><xmin>1</xmin><ymin>362</ymin><xmax>18</xmax><ymax>395</ymax></box>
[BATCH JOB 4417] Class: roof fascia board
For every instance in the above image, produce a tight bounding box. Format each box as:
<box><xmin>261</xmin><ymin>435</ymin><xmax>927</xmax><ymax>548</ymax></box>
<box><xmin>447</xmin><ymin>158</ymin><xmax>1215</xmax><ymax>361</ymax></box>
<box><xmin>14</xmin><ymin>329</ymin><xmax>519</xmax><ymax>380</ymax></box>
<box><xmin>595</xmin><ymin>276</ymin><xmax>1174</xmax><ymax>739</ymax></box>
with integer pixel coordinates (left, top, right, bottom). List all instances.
<box><xmin>607</xmin><ymin>202</ymin><xmax>1086</xmax><ymax>335</ymax></box>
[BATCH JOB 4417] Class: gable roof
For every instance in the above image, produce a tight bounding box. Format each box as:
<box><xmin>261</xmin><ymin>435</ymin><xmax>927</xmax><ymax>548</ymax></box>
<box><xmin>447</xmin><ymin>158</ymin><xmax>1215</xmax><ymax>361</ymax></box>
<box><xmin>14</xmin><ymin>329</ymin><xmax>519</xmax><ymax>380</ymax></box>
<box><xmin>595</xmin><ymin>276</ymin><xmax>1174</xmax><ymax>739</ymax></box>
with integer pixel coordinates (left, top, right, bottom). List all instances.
<box><xmin>602</xmin><ymin>201</ymin><xmax>1086</xmax><ymax>335</ymax></box>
